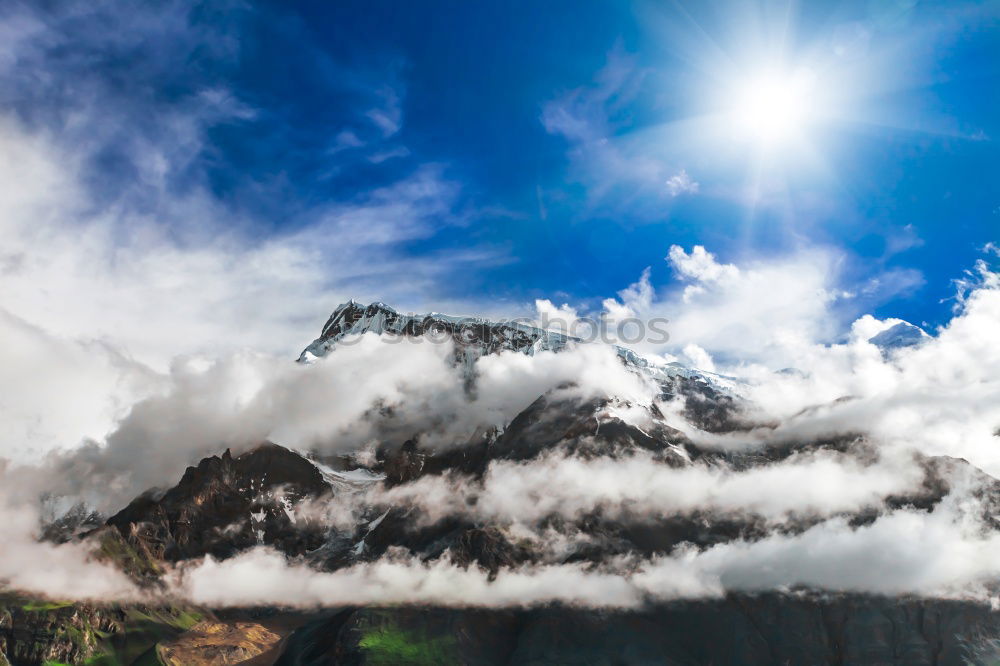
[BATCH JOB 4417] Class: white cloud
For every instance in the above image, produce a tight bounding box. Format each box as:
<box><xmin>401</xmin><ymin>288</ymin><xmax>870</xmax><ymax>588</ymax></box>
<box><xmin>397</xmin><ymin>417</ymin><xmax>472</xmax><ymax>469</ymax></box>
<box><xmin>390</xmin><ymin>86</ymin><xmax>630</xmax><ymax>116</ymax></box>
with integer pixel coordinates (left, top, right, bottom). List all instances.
<box><xmin>0</xmin><ymin>466</ymin><xmax>142</xmax><ymax>601</ymax></box>
<box><xmin>540</xmin><ymin>49</ymin><xmax>684</xmax><ymax>218</ymax></box>
<box><xmin>0</xmin><ymin>2</ymin><xmax>505</xmax><ymax>461</ymax></box>
<box><xmin>35</xmin><ymin>335</ymin><xmax>460</xmax><ymax>508</ymax></box>
<box><xmin>534</xmin><ymin>298</ymin><xmax>579</xmax><ymax>334</ymax></box>
<box><xmin>733</xmin><ymin>264</ymin><xmax>1000</xmax><ymax>477</ymax></box>
<box><xmin>0</xmin><ymin>119</ymin><xmax>484</xmax><ymax>462</ymax></box>
<box><xmin>667</xmin><ymin>245</ymin><xmax>740</xmax><ymax>286</ymax></box>
<box><xmin>373</xmin><ymin>448</ymin><xmax>927</xmax><ymax>528</ymax></box>
<box><xmin>171</xmin><ymin>549</ymin><xmax>657</xmax><ymax>609</ymax></box>
<box><xmin>598</xmin><ymin>244</ymin><xmax>845</xmax><ymax>365</ymax></box>
<box><xmin>4</xmin><ymin>1</ymin><xmax>1000</xmax><ymax>612</ymax></box>
<box><xmin>602</xmin><ymin>267</ymin><xmax>653</xmax><ymax>320</ymax></box>
<box><xmin>22</xmin><ymin>338</ymin><xmax>656</xmax><ymax>511</ymax></box>
<box><xmin>665</xmin><ymin>169</ymin><xmax>699</xmax><ymax>197</ymax></box>
<box><xmin>682</xmin><ymin>343</ymin><xmax>716</xmax><ymax>372</ymax></box>
<box><xmin>0</xmin><ymin>308</ymin><xmax>162</xmax><ymax>462</ymax></box>
<box><xmin>366</xmin><ymin>85</ymin><xmax>403</xmax><ymax>138</ymax></box>
<box><xmin>367</xmin><ymin>146</ymin><xmax>410</xmax><ymax>164</ymax></box>
<box><xmin>471</xmin><ymin>343</ymin><xmax>657</xmax><ymax>425</ymax></box>
<box><xmin>680</xmin><ymin>493</ymin><xmax>1000</xmax><ymax>598</ymax></box>
<box><xmin>169</xmin><ymin>481</ymin><xmax>1000</xmax><ymax>607</ymax></box>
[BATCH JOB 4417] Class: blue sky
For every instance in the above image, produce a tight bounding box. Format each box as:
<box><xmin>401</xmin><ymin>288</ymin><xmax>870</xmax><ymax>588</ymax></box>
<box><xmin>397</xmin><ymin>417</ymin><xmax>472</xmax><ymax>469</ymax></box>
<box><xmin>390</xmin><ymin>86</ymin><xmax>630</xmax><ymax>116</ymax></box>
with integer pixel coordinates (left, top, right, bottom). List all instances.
<box><xmin>0</xmin><ymin>0</ymin><xmax>998</xmax><ymax>364</ymax></box>
<box><xmin>198</xmin><ymin>0</ymin><xmax>998</xmax><ymax>326</ymax></box>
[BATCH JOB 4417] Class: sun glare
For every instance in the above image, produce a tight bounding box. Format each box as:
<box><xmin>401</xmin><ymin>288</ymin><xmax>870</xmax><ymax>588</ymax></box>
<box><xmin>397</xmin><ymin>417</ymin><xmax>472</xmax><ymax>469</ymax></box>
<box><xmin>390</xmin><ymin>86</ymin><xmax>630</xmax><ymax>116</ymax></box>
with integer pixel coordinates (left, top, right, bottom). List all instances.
<box><xmin>730</xmin><ymin>68</ymin><xmax>817</xmax><ymax>147</ymax></box>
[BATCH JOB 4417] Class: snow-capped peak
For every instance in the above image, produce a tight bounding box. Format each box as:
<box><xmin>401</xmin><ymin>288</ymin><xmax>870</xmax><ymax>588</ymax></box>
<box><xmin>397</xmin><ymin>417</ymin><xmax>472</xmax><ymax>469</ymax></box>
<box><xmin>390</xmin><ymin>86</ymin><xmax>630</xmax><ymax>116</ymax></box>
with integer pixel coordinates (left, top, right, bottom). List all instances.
<box><xmin>298</xmin><ymin>301</ymin><xmax>729</xmax><ymax>391</ymax></box>
<box><xmin>868</xmin><ymin>321</ymin><xmax>930</xmax><ymax>354</ymax></box>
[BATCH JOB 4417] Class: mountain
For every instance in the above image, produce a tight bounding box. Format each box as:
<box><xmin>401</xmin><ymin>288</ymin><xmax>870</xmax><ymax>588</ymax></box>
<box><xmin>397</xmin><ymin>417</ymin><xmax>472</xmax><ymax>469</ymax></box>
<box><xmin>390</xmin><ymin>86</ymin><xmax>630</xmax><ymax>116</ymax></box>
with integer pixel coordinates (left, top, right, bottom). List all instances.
<box><xmin>105</xmin><ymin>443</ymin><xmax>333</xmax><ymax>563</ymax></box>
<box><xmin>8</xmin><ymin>302</ymin><xmax>1000</xmax><ymax>665</ymax></box>
<box><xmin>298</xmin><ymin>300</ymin><xmax>727</xmax><ymax>387</ymax></box>
<box><xmin>298</xmin><ymin>300</ymin><xmax>578</xmax><ymax>365</ymax></box>
<box><xmin>868</xmin><ymin>320</ymin><xmax>930</xmax><ymax>354</ymax></box>
<box><xmin>299</xmin><ymin>300</ymin><xmax>743</xmax><ymax>432</ymax></box>
<box><xmin>18</xmin><ymin>436</ymin><xmax>1000</xmax><ymax>665</ymax></box>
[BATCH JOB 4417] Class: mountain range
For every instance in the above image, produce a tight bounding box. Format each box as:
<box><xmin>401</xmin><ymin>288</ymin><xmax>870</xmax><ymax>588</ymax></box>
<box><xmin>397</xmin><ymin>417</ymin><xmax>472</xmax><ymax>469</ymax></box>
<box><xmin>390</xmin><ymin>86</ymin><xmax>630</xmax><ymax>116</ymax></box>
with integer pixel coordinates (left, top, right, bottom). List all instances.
<box><xmin>1</xmin><ymin>301</ymin><xmax>994</xmax><ymax>666</ymax></box>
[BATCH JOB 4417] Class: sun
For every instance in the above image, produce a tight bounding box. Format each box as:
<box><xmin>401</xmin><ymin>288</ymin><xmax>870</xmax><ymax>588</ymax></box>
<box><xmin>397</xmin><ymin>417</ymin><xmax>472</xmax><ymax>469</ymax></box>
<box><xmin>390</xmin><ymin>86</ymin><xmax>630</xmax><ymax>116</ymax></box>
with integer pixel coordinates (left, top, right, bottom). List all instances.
<box><xmin>730</xmin><ymin>68</ymin><xmax>818</xmax><ymax>147</ymax></box>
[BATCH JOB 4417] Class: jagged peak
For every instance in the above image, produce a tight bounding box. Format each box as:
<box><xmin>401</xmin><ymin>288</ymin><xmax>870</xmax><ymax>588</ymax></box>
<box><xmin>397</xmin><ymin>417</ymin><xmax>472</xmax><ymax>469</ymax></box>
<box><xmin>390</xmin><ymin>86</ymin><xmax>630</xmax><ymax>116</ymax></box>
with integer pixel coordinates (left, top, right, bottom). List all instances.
<box><xmin>304</xmin><ymin>300</ymin><xmax>576</xmax><ymax>365</ymax></box>
<box><xmin>299</xmin><ymin>301</ymin><xmax>731</xmax><ymax>393</ymax></box>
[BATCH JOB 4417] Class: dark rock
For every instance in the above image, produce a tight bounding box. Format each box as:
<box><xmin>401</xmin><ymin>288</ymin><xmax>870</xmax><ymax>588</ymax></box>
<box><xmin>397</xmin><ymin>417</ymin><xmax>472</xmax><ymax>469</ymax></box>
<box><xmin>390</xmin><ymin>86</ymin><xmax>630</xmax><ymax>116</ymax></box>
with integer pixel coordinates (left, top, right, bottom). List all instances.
<box><xmin>450</xmin><ymin>527</ymin><xmax>534</xmax><ymax>577</ymax></box>
<box><xmin>289</xmin><ymin>597</ymin><xmax>1000</xmax><ymax>666</ymax></box>
<box><xmin>106</xmin><ymin>443</ymin><xmax>331</xmax><ymax>562</ymax></box>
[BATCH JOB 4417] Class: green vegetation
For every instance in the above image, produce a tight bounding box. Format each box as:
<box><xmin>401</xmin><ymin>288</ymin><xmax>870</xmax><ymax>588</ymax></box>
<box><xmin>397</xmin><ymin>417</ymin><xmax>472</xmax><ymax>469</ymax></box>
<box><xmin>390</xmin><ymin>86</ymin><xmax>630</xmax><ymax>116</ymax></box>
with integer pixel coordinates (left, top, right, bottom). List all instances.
<box><xmin>82</xmin><ymin>657</ymin><xmax>118</xmax><ymax>666</ymax></box>
<box><xmin>2</xmin><ymin>595</ymin><xmax>202</xmax><ymax>666</ymax></box>
<box><xmin>358</xmin><ymin>623</ymin><xmax>457</xmax><ymax>666</ymax></box>
<box><xmin>95</xmin><ymin>529</ymin><xmax>162</xmax><ymax>579</ymax></box>
<box><xmin>124</xmin><ymin>608</ymin><xmax>203</xmax><ymax>631</ymax></box>
<box><xmin>22</xmin><ymin>601</ymin><xmax>74</xmax><ymax>612</ymax></box>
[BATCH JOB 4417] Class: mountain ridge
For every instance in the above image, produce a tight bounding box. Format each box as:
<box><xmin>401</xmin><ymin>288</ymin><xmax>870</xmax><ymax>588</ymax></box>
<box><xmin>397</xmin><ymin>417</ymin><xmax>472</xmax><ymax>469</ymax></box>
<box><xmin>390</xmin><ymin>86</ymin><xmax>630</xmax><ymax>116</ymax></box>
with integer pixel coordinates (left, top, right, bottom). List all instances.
<box><xmin>297</xmin><ymin>300</ymin><xmax>732</xmax><ymax>389</ymax></box>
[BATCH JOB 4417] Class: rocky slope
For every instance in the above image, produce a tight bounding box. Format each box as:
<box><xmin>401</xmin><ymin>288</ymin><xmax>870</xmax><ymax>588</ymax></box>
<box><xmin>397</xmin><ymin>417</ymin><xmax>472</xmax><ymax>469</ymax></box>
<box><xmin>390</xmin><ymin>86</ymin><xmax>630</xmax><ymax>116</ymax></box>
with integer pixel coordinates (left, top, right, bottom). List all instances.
<box><xmin>106</xmin><ymin>444</ymin><xmax>332</xmax><ymax>564</ymax></box>
<box><xmin>0</xmin><ymin>598</ymin><xmax>204</xmax><ymax>665</ymax></box>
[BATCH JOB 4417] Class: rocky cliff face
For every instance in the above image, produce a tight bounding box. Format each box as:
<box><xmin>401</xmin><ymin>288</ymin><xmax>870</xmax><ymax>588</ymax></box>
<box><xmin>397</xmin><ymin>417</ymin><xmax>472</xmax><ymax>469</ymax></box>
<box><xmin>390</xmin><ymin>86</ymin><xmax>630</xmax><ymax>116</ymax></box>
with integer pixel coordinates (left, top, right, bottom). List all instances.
<box><xmin>276</xmin><ymin>598</ymin><xmax>1000</xmax><ymax>666</ymax></box>
<box><xmin>298</xmin><ymin>301</ymin><xmax>578</xmax><ymax>366</ymax></box>
<box><xmin>0</xmin><ymin>598</ymin><xmax>205</xmax><ymax>666</ymax></box>
<box><xmin>0</xmin><ymin>599</ymin><xmax>119</xmax><ymax>665</ymax></box>
<box><xmin>5</xmin><ymin>593</ymin><xmax>1000</xmax><ymax>665</ymax></box>
<box><xmin>106</xmin><ymin>443</ymin><xmax>332</xmax><ymax>563</ymax></box>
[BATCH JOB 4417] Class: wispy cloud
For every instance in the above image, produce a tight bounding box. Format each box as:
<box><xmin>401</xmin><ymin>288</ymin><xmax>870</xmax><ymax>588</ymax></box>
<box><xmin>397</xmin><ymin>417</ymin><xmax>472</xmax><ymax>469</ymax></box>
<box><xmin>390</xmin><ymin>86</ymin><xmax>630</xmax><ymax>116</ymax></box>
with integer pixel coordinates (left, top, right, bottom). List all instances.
<box><xmin>540</xmin><ymin>49</ymin><xmax>709</xmax><ymax>220</ymax></box>
<box><xmin>366</xmin><ymin>84</ymin><xmax>404</xmax><ymax>138</ymax></box>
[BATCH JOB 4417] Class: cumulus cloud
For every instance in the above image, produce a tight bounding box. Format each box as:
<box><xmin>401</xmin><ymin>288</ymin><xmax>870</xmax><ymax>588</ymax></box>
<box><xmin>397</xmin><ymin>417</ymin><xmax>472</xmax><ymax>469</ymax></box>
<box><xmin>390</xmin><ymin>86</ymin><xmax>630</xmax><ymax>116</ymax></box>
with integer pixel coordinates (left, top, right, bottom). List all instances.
<box><xmin>682</xmin><ymin>492</ymin><xmax>1000</xmax><ymax>598</ymax></box>
<box><xmin>703</xmin><ymin>261</ymin><xmax>1000</xmax><ymax>477</ymax></box>
<box><xmin>472</xmin><ymin>343</ymin><xmax>657</xmax><ymax>421</ymax></box>
<box><xmin>665</xmin><ymin>169</ymin><xmax>699</xmax><ymax>197</ymax></box>
<box><xmin>0</xmin><ymin>308</ymin><xmax>162</xmax><ymax>462</ymax></box>
<box><xmin>0</xmin><ymin>115</ymin><xmax>489</xmax><ymax>463</ymax></box>
<box><xmin>681</xmin><ymin>343</ymin><xmax>716</xmax><ymax>373</ymax></box>
<box><xmin>602</xmin><ymin>267</ymin><xmax>654</xmax><ymax>321</ymax></box>
<box><xmin>667</xmin><ymin>245</ymin><xmax>740</xmax><ymax>287</ymax></box>
<box><xmin>27</xmin><ymin>336</ymin><xmax>454</xmax><ymax>509</ymax></box>
<box><xmin>6</xmin><ymin>233</ymin><xmax>1000</xmax><ymax>607</ymax></box>
<box><xmin>15</xmin><ymin>337</ymin><xmax>655</xmax><ymax>512</ymax></box>
<box><xmin>170</xmin><ymin>549</ymin><xmax>659</xmax><ymax>609</ymax></box>
<box><xmin>0</xmin><ymin>467</ymin><xmax>141</xmax><ymax>601</ymax></box>
<box><xmin>5</xmin><ymin>460</ymin><xmax>997</xmax><ymax>609</ymax></box>
<box><xmin>534</xmin><ymin>299</ymin><xmax>579</xmax><ymax>334</ymax></box>
<box><xmin>8</xmin><ymin>271</ymin><xmax>1000</xmax><ymax>606</ymax></box>
<box><xmin>597</xmin><ymin>244</ymin><xmax>846</xmax><ymax>366</ymax></box>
